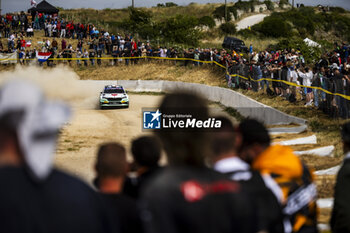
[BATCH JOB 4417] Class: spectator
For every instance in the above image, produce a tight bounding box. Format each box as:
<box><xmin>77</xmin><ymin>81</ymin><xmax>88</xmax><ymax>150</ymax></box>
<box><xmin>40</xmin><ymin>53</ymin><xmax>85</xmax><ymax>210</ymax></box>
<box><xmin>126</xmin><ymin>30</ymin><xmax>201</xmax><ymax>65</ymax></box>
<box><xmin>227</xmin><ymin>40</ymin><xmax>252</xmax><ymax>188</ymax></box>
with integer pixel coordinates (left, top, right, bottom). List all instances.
<box><xmin>210</xmin><ymin>116</ymin><xmax>284</xmax><ymax>233</ymax></box>
<box><xmin>94</xmin><ymin>143</ymin><xmax>144</xmax><ymax>233</ymax></box>
<box><xmin>298</xmin><ymin>67</ymin><xmax>314</xmax><ymax>106</ymax></box>
<box><xmin>331</xmin><ymin>122</ymin><xmax>350</xmax><ymax>232</ymax></box>
<box><xmin>238</xmin><ymin>119</ymin><xmax>318</xmax><ymax>233</ymax></box>
<box><xmin>123</xmin><ymin>136</ymin><xmax>162</xmax><ymax>199</ymax></box>
<box><xmin>141</xmin><ymin>92</ymin><xmax>256</xmax><ymax>233</ymax></box>
<box><xmin>0</xmin><ymin>80</ymin><xmax>115</xmax><ymax>233</ymax></box>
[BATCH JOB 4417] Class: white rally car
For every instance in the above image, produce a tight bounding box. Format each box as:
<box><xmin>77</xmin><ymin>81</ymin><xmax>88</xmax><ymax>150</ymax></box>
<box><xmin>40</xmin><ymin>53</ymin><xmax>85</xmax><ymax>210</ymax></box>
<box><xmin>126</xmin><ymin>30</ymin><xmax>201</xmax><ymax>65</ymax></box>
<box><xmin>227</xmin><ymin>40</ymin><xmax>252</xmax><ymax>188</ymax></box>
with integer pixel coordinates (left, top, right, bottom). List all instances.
<box><xmin>99</xmin><ymin>85</ymin><xmax>129</xmax><ymax>109</ymax></box>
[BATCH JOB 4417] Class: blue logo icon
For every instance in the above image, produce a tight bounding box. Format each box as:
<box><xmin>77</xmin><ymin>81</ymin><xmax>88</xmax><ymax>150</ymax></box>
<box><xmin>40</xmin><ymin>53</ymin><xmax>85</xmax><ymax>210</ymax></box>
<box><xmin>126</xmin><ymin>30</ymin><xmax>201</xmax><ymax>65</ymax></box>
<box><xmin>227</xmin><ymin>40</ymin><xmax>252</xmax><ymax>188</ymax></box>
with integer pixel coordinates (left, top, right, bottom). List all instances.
<box><xmin>143</xmin><ymin>109</ymin><xmax>162</xmax><ymax>129</ymax></box>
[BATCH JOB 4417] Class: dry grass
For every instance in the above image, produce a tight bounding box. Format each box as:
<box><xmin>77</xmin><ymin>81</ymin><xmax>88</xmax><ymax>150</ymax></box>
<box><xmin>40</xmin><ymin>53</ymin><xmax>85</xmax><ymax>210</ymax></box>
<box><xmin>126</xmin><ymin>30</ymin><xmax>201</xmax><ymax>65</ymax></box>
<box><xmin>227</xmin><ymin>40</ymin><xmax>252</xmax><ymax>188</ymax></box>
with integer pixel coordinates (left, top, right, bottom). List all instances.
<box><xmin>271</xmin><ymin>131</ymin><xmax>314</xmax><ymax>141</ymax></box>
<box><xmin>238</xmin><ymin>89</ymin><xmax>345</xmax><ymax>158</ymax></box>
<box><xmin>76</xmin><ymin>62</ymin><xmax>226</xmax><ymax>86</ymax></box>
<box><xmin>300</xmin><ymin>154</ymin><xmax>342</xmax><ymax>171</ymax></box>
<box><xmin>60</xmin><ymin>3</ymin><xmax>220</xmax><ymax>25</ymax></box>
<box><xmin>200</xmin><ymin>36</ymin><xmax>278</xmax><ymax>52</ymax></box>
<box><xmin>319</xmin><ymin>208</ymin><xmax>332</xmax><ymax>224</ymax></box>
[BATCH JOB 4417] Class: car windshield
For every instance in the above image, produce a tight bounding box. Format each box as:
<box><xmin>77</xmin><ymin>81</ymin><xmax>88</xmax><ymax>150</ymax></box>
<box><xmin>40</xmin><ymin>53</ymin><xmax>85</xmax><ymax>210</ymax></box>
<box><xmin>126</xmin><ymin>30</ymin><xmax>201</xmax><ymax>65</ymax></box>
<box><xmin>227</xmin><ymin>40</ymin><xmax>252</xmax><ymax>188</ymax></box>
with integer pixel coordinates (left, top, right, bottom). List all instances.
<box><xmin>104</xmin><ymin>88</ymin><xmax>124</xmax><ymax>94</ymax></box>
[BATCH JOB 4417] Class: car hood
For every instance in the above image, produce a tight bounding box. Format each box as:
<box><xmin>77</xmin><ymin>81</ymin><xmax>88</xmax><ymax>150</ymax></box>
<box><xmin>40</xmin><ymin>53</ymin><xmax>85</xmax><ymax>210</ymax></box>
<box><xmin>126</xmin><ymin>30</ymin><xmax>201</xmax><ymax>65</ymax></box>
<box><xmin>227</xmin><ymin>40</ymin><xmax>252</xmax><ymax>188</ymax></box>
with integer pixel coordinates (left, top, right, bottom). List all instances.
<box><xmin>101</xmin><ymin>93</ymin><xmax>127</xmax><ymax>98</ymax></box>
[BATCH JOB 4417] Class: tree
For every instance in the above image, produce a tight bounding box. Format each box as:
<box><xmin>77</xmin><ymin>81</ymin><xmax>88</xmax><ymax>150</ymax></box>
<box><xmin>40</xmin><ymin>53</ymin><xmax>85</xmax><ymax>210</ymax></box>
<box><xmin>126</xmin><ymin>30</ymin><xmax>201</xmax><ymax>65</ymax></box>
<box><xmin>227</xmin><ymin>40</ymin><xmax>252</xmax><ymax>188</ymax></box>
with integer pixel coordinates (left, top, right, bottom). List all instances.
<box><xmin>165</xmin><ymin>2</ymin><xmax>178</xmax><ymax>7</ymax></box>
<box><xmin>213</xmin><ymin>5</ymin><xmax>232</xmax><ymax>21</ymax></box>
<box><xmin>264</xmin><ymin>0</ymin><xmax>274</xmax><ymax>11</ymax></box>
<box><xmin>159</xmin><ymin>15</ymin><xmax>201</xmax><ymax>46</ymax></box>
<box><xmin>220</xmin><ymin>22</ymin><xmax>237</xmax><ymax>35</ymax></box>
<box><xmin>253</xmin><ymin>17</ymin><xmax>291</xmax><ymax>38</ymax></box>
<box><xmin>198</xmin><ymin>16</ymin><xmax>216</xmax><ymax>29</ymax></box>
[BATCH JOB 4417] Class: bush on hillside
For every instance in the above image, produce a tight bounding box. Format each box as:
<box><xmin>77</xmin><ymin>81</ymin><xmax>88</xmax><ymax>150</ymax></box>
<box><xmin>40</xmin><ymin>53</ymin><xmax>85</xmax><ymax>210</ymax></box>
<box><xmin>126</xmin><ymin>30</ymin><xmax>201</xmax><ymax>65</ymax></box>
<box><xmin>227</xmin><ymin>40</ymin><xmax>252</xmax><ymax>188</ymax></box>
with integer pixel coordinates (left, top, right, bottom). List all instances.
<box><xmin>279</xmin><ymin>0</ymin><xmax>289</xmax><ymax>8</ymax></box>
<box><xmin>198</xmin><ymin>16</ymin><xmax>216</xmax><ymax>28</ymax></box>
<box><xmin>159</xmin><ymin>15</ymin><xmax>201</xmax><ymax>46</ymax></box>
<box><xmin>237</xmin><ymin>28</ymin><xmax>258</xmax><ymax>38</ymax></box>
<box><xmin>119</xmin><ymin>8</ymin><xmax>157</xmax><ymax>38</ymax></box>
<box><xmin>213</xmin><ymin>1</ymin><xmax>265</xmax><ymax>21</ymax></box>
<box><xmin>250</xmin><ymin>7</ymin><xmax>350</xmax><ymax>41</ymax></box>
<box><xmin>329</xmin><ymin>7</ymin><xmax>346</xmax><ymax>13</ymax></box>
<box><xmin>165</xmin><ymin>2</ymin><xmax>178</xmax><ymax>7</ymax></box>
<box><xmin>213</xmin><ymin>5</ymin><xmax>232</xmax><ymax>21</ymax></box>
<box><xmin>220</xmin><ymin>22</ymin><xmax>237</xmax><ymax>35</ymax></box>
<box><xmin>264</xmin><ymin>0</ymin><xmax>274</xmax><ymax>11</ymax></box>
<box><xmin>252</xmin><ymin>17</ymin><xmax>292</xmax><ymax>38</ymax></box>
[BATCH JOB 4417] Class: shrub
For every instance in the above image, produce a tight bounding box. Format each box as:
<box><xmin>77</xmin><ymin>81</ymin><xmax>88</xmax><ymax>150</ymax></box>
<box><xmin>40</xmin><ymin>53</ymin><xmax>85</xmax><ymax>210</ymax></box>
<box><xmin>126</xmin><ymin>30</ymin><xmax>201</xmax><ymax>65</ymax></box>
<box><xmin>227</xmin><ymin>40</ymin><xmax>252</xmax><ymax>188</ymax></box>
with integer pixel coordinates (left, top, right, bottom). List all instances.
<box><xmin>253</xmin><ymin>17</ymin><xmax>292</xmax><ymax>38</ymax></box>
<box><xmin>213</xmin><ymin>5</ymin><xmax>232</xmax><ymax>21</ymax></box>
<box><xmin>220</xmin><ymin>22</ymin><xmax>237</xmax><ymax>35</ymax></box>
<box><xmin>329</xmin><ymin>7</ymin><xmax>346</xmax><ymax>14</ymax></box>
<box><xmin>264</xmin><ymin>0</ymin><xmax>274</xmax><ymax>11</ymax></box>
<box><xmin>279</xmin><ymin>0</ymin><xmax>289</xmax><ymax>9</ymax></box>
<box><xmin>159</xmin><ymin>15</ymin><xmax>201</xmax><ymax>46</ymax></box>
<box><xmin>165</xmin><ymin>2</ymin><xmax>178</xmax><ymax>7</ymax></box>
<box><xmin>237</xmin><ymin>28</ymin><xmax>257</xmax><ymax>38</ymax></box>
<box><xmin>198</xmin><ymin>16</ymin><xmax>216</xmax><ymax>29</ymax></box>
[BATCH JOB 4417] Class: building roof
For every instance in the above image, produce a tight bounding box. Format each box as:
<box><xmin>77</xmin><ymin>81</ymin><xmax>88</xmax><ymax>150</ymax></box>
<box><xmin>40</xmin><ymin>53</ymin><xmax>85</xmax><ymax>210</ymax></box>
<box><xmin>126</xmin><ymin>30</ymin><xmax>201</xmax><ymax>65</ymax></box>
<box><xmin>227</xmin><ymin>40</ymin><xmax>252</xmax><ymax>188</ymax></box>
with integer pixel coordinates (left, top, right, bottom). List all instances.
<box><xmin>28</xmin><ymin>0</ymin><xmax>59</xmax><ymax>14</ymax></box>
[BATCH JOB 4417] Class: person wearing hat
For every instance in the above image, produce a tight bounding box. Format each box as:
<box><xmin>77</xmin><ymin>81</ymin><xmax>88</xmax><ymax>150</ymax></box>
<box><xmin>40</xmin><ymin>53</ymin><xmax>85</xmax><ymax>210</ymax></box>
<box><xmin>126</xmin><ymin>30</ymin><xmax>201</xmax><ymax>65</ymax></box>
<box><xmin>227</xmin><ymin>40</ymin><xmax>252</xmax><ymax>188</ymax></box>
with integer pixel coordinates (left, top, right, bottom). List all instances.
<box><xmin>237</xmin><ymin>119</ymin><xmax>318</xmax><ymax>233</ymax></box>
<box><xmin>0</xmin><ymin>81</ymin><xmax>116</xmax><ymax>233</ymax></box>
<box><xmin>331</xmin><ymin>122</ymin><xmax>350</xmax><ymax>232</ymax></box>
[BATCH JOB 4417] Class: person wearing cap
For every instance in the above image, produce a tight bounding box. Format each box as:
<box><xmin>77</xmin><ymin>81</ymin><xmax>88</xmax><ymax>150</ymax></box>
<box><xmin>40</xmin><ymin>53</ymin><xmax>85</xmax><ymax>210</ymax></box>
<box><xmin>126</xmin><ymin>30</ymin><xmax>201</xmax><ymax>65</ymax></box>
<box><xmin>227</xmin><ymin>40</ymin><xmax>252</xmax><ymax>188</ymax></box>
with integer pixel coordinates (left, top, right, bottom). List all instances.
<box><xmin>330</xmin><ymin>122</ymin><xmax>350</xmax><ymax>232</ymax></box>
<box><xmin>237</xmin><ymin>119</ymin><xmax>318</xmax><ymax>233</ymax></box>
<box><xmin>0</xmin><ymin>81</ymin><xmax>116</xmax><ymax>233</ymax></box>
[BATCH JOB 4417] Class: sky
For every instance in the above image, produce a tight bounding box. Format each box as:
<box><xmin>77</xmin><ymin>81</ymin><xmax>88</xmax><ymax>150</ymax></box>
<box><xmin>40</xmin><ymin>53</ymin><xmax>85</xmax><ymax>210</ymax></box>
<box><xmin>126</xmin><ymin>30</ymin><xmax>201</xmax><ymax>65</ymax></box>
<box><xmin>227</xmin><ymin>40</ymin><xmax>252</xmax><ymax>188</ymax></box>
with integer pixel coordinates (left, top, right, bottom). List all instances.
<box><xmin>2</xmin><ymin>0</ymin><xmax>350</xmax><ymax>14</ymax></box>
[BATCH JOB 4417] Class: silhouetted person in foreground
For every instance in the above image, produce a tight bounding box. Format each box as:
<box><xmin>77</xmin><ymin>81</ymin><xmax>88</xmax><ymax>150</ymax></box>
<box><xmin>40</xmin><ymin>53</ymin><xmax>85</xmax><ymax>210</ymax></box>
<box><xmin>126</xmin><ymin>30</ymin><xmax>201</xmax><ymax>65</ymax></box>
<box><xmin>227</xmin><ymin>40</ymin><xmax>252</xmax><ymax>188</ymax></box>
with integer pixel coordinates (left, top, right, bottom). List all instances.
<box><xmin>140</xmin><ymin>92</ymin><xmax>256</xmax><ymax>233</ymax></box>
<box><xmin>237</xmin><ymin>119</ymin><xmax>318</xmax><ymax>233</ymax></box>
<box><xmin>123</xmin><ymin>136</ymin><xmax>162</xmax><ymax>199</ymax></box>
<box><xmin>95</xmin><ymin>142</ymin><xmax>144</xmax><ymax>233</ymax></box>
<box><xmin>210</xmin><ymin>116</ymin><xmax>284</xmax><ymax>233</ymax></box>
<box><xmin>0</xmin><ymin>80</ymin><xmax>115</xmax><ymax>233</ymax></box>
<box><xmin>331</xmin><ymin>122</ymin><xmax>350</xmax><ymax>232</ymax></box>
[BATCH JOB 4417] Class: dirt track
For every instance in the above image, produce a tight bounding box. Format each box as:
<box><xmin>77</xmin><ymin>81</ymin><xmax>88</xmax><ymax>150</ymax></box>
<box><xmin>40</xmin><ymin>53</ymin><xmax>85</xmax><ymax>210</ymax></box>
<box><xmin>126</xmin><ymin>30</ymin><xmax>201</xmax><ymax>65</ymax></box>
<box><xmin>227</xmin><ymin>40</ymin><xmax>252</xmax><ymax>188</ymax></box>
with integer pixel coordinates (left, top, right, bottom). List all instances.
<box><xmin>54</xmin><ymin>93</ymin><xmax>236</xmax><ymax>183</ymax></box>
<box><xmin>54</xmin><ymin>94</ymin><xmax>162</xmax><ymax>182</ymax></box>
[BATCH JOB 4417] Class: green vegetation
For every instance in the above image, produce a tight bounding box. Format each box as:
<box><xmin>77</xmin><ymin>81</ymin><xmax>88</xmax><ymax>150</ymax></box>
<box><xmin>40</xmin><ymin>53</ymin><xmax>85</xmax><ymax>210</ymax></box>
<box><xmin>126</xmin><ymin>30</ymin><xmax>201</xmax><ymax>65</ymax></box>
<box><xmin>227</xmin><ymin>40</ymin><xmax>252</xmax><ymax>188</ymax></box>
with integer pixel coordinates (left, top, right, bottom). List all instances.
<box><xmin>270</xmin><ymin>38</ymin><xmax>321</xmax><ymax>63</ymax></box>
<box><xmin>198</xmin><ymin>16</ymin><xmax>216</xmax><ymax>29</ymax></box>
<box><xmin>250</xmin><ymin>7</ymin><xmax>350</xmax><ymax>42</ymax></box>
<box><xmin>219</xmin><ymin>22</ymin><xmax>237</xmax><ymax>35</ymax></box>
<box><xmin>59</xmin><ymin>2</ymin><xmax>349</xmax><ymax>51</ymax></box>
<box><xmin>157</xmin><ymin>2</ymin><xmax>178</xmax><ymax>7</ymax></box>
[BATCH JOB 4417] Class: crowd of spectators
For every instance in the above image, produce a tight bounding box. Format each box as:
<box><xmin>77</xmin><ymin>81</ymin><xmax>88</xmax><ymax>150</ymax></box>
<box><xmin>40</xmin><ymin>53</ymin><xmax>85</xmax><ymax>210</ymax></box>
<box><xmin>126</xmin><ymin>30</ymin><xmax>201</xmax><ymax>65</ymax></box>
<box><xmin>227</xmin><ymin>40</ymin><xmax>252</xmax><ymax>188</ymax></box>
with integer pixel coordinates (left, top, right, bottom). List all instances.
<box><xmin>226</xmin><ymin>45</ymin><xmax>350</xmax><ymax>118</ymax></box>
<box><xmin>1</xmin><ymin>12</ymin><xmax>350</xmax><ymax>119</ymax></box>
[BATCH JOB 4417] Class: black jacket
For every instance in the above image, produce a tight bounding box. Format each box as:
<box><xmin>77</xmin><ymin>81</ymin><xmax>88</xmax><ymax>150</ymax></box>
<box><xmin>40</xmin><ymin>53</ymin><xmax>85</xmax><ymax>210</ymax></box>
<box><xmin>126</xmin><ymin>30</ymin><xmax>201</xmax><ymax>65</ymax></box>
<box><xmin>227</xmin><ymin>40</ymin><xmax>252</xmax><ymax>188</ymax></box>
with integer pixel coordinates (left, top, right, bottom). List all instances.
<box><xmin>0</xmin><ymin>166</ymin><xmax>116</xmax><ymax>233</ymax></box>
<box><xmin>140</xmin><ymin>166</ymin><xmax>256</xmax><ymax>233</ymax></box>
<box><xmin>331</xmin><ymin>158</ymin><xmax>350</xmax><ymax>233</ymax></box>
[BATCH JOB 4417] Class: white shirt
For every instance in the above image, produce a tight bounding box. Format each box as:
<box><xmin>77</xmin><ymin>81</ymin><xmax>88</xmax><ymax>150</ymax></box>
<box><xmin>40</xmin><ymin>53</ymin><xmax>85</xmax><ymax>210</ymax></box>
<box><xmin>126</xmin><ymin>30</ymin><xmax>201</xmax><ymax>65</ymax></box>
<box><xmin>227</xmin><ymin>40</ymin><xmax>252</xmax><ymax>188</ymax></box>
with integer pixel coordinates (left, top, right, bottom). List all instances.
<box><xmin>290</xmin><ymin>70</ymin><xmax>298</xmax><ymax>82</ymax></box>
<box><xmin>214</xmin><ymin>156</ymin><xmax>284</xmax><ymax>203</ymax></box>
<box><xmin>298</xmin><ymin>71</ymin><xmax>313</xmax><ymax>87</ymax></box>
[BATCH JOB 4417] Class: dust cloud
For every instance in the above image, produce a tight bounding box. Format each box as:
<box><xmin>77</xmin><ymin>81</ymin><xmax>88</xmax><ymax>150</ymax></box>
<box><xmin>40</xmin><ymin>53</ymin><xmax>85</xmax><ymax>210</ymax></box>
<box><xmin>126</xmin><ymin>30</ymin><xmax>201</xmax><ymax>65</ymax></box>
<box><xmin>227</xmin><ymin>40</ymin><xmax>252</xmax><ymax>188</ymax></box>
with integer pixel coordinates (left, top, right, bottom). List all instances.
<box><xmin>0</xmin><ymin>65</ymin><xmax>101</xmax><ymax>109</ymax></box>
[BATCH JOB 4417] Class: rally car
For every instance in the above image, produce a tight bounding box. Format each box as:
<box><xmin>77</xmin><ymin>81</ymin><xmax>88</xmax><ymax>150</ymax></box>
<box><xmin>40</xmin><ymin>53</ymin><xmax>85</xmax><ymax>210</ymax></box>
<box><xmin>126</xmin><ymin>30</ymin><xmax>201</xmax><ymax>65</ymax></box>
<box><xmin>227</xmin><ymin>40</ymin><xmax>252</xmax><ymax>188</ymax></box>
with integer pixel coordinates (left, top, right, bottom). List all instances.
<box><xmin>99</xmin><ymin>85</ymin><xmax>129</xmax><ymax>109</ymax></box>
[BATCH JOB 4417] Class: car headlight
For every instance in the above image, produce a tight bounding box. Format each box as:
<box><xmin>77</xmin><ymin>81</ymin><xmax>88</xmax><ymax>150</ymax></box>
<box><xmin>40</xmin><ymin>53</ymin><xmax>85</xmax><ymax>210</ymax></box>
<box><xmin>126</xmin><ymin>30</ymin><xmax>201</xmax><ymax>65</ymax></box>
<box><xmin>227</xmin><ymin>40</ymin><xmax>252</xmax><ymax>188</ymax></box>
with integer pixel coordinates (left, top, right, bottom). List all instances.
<box><xmin>100</xmin><ymin>99</ymin><xmax>108</xmax><ymax>103</ymax></box>
<box><xmin>121</xmin><ymin>98</ymin><xmax>129</xmax><ymax>103</ymax></box>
